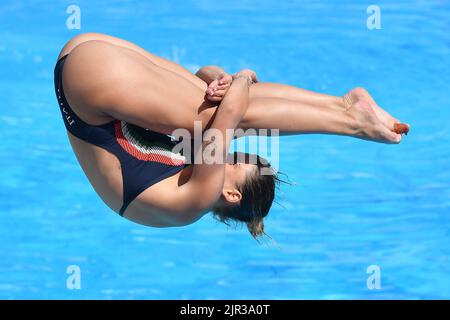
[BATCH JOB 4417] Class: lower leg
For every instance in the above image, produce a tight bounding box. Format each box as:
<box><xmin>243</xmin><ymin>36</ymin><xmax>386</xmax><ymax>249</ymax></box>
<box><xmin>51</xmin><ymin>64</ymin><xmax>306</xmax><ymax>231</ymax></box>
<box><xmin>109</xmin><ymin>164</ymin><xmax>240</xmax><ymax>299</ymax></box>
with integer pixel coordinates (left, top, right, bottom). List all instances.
<box><xmin>249</xmin><ymin>83</ymin><xmax>404</xmax><ymax>133</ymax></box>
<box><xmin>249</xmin><ymin>82</ymin><xmax>345</xmax><ymax>111</ymax></box>
<box><xmin>237</xmin><ymin>95</ymin><xmax>402</xmax><ymax>144</ymax></box>
<box><xmin>238</xmin><ymin>97</ymin><xmax>356</xmax><ymax>136</ymax></box>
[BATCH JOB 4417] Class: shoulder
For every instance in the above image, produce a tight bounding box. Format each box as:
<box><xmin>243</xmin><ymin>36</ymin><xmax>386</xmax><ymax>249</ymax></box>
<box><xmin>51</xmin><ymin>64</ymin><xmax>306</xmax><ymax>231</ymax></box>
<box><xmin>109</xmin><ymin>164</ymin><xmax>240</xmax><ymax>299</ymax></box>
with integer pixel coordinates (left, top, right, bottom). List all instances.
<box><xmin>127</xmin><ymin>172</ymin><xmax>213</xmax><ymax>227</ymax></box>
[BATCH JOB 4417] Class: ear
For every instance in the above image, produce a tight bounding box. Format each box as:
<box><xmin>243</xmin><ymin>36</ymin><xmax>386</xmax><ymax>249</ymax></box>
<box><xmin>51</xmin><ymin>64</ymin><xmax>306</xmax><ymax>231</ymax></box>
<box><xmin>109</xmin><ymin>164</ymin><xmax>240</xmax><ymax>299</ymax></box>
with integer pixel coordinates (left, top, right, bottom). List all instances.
<box><xmin>222</xmin><ymin>188</ymin><xmax>242</xmax><ymax>204</ymax></box>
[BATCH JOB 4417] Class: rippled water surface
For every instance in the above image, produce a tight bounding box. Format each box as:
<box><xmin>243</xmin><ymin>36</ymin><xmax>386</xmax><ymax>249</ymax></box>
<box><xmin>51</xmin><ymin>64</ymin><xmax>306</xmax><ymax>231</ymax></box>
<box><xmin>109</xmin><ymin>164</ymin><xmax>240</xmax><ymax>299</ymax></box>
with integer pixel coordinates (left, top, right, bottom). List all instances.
<box><xmin>0</xmin><ymin>0</ymin><xmax>449</xmax><ymax>299</ymax></box>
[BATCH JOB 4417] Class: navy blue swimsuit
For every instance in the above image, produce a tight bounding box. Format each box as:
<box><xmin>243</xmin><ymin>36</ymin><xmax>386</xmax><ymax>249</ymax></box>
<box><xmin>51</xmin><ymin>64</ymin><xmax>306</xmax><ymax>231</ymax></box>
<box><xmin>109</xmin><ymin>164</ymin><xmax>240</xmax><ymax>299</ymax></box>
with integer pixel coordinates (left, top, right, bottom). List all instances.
<box><xmin>54</xmin><ymin>54</ymin><xmax>187</xmax><ymax>216</ymax></box>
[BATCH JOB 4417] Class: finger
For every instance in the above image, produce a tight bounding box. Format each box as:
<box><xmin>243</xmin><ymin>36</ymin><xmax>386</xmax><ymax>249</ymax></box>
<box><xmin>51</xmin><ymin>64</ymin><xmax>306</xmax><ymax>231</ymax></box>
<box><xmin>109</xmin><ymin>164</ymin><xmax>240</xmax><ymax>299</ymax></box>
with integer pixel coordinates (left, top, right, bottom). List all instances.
<box><xmin>207</xmin><ymin>84</ymin><xmax>220</xmax><ymax>96</ymax></box>
<box><xmin>208</xmin><ymin>86</ymin><xmax>218</xmax><ymax>94</ymax></box>
<box><xmin>218</xmin><ymin>75</ymin><xmax>232</xmax><ymax>85</ymax></box>
<box><xmin>216</xmin><ymin>84</ymin><xmax>231</xmax><ymax>90</ymax></box>
<box><xmin>208</xmin><ymin>79</ymin><xmax>220</xmax><ymax>90</ymax></box>
<box><xmin>206</xmin><ymin>93</ymin><xmax>217</xmax><ymax>100</ymax></box>
<box><xmin>218</xmin><ymin>74</ymin><xmax>229</xmax><ymax>82</ymax></box>
<box><xmin>213</xmin><ymin>88</ymin><xmax>227</xmax><ymax>96</ymax></box>
<box><xmin>207</xmin><ymin>95</ymin><xmax>223</xmax><ymax>102</ymax></box>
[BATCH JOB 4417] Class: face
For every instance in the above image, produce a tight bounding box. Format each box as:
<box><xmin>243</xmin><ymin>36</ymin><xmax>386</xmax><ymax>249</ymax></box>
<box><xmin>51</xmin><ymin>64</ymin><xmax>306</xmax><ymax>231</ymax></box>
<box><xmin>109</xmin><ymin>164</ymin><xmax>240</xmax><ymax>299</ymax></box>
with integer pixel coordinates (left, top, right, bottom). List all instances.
<box><xmin>222</xmin><ymin>153</ymin><xmax>257</xmax><ymax>204</ymax></box>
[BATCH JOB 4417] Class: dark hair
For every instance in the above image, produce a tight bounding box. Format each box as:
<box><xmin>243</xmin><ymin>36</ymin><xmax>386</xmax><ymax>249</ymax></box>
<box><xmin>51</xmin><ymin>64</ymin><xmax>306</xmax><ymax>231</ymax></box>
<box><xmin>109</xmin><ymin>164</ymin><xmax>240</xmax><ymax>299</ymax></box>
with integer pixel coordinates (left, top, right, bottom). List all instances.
<box><xmin>212</xmin><ymin>153</ymin><xmax>280</xmax><ymax>240</ymax></box>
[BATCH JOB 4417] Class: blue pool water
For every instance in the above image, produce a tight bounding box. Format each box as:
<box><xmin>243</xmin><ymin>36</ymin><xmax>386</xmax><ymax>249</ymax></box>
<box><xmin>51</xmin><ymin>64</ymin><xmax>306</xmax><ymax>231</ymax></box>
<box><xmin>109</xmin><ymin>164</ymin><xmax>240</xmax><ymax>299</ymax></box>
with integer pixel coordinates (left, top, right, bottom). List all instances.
<box><xmin>0</xmin><ymin>0</ymin><xmax>449</xmax><ymax>299</ymax></box>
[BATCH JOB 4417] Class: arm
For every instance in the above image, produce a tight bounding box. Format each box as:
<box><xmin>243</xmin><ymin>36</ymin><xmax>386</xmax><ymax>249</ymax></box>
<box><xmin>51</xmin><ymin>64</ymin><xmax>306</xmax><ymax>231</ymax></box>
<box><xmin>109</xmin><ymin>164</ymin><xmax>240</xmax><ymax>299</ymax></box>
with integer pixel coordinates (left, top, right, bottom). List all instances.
<box><xmin>177</xmin><ymin>75</ymin><xmax>252</xmax><ymax>222</ymax></box>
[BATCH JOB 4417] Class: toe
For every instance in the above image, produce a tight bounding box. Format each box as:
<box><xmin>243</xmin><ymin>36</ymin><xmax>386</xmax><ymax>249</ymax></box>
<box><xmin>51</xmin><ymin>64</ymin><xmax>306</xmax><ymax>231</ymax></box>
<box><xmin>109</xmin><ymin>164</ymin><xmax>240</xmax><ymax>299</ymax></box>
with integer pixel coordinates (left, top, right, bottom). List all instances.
<box><xmin>393</xmin><ymin>123</ymin><xmax>409</xmax><ymax>135</ymax></box>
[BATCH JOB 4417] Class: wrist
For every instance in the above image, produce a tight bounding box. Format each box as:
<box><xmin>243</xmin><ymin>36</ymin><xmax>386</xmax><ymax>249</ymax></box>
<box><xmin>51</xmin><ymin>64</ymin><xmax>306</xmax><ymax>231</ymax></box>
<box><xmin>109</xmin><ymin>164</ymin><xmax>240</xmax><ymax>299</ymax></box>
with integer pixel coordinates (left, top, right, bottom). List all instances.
<box><xmin>233</xmin><ymin>75</ymin><xmax>253</xmax><ymax>87</ymax></box>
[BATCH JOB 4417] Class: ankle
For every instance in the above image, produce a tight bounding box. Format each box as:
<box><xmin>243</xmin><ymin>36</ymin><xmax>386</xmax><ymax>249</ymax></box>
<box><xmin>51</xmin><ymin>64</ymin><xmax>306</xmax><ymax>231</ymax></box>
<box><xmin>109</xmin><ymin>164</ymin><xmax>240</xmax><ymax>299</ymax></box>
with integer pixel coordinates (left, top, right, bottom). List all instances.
<box><xmin>329</xmin><ymin>95</ymin><xmax>349</xmax><ymax>112</ymax></box>
<box><xmin>339</xmin><ymin>96</ymin><xmax>360</xmax><ymax>136</ymax></box>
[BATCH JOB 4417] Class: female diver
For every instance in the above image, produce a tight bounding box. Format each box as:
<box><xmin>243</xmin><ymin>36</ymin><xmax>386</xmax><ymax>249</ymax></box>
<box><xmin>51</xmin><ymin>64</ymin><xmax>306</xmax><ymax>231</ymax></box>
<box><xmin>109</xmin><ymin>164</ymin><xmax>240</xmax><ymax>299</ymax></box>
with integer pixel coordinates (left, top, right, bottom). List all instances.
<box><xmin>54</xmin><ymin>33</ymin><xmax>409</xmax><ymax>239</ymax></box>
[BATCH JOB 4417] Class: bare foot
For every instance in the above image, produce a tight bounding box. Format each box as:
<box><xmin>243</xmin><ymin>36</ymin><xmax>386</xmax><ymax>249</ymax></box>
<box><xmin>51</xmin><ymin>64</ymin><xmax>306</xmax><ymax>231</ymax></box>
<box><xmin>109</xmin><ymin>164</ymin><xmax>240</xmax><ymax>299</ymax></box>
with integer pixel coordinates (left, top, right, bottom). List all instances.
<box><xmin>344</xmin><ymin>87</ymin><xmax>410</xmax><ymax>134</ymax></box>
<box><xmin>343</xmin><ymin>88</ymin><xmax>407</xmax><ymax>144</ymax></box>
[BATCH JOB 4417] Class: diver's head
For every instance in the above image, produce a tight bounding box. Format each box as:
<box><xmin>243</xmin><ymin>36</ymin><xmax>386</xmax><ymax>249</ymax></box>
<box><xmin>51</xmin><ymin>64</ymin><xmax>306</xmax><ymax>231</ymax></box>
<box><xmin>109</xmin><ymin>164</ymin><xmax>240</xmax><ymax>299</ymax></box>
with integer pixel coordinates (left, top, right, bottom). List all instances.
<box><xmin>212</xmin><ymin>152</ymin><xmax>278</xmax><ymax>240</ymax></box>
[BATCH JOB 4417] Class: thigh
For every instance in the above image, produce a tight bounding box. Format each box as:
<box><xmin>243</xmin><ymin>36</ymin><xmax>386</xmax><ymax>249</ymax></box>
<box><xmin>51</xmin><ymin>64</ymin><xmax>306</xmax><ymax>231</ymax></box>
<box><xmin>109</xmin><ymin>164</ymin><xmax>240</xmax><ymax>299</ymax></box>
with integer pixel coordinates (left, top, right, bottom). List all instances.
<box><xmin>63</xmin><ymin>40</ymin><xmax>217</xmax><ymax>135</ymax></box>
<box><xmin>59</xmin><ymin>32</ymin><xmax>207</xmax><ymax>91</ymax></box>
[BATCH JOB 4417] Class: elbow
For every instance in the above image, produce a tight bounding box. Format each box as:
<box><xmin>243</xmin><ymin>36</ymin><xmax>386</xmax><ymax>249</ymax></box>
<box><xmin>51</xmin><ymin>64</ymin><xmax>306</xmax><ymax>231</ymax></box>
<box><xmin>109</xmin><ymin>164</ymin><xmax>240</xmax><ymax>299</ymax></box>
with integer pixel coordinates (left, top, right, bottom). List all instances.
<box><xmin>220</xmin><ymin>102</ymin><xmax>243</xmax><ymax>115</ymax></box>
